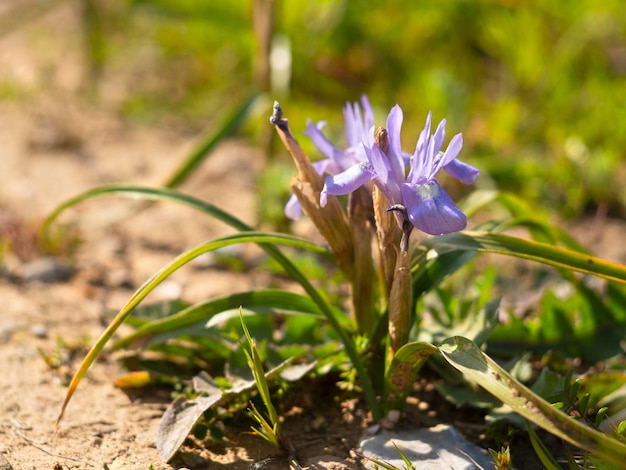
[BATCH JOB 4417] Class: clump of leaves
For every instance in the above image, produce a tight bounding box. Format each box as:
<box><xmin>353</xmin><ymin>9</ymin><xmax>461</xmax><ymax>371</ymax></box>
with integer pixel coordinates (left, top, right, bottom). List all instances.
<box><xmin>489</xmin><ymin>446</ymin><xmax>512</xmax><ymax>470</ymax></box>
<box><xmin>44</xmin><ymin>100</ymin><xmax>626</xmax><ymax>468</ymax></box>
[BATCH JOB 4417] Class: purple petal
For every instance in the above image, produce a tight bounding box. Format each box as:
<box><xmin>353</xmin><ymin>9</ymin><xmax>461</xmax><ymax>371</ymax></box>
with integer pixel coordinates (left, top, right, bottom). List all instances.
<box><xmin>320</xmin><ymin>163</ymin><xmax>376</xmax><ymax>206</ymax></box>
<box><xmin>361</xmin><ymin>95</ymin><xmax>374</xmax><ymax>130</ymax></box>
<box><xmin>285</xmin><ymin>194</ymin><xmax>303</xmax><ymax>220</ymax></box>
<box><xmin>313</xmin><ymin>158</ymin><xmax>341</xmax><ymax>176</ymax></box>
<box><xmin>436</xmin><ymin>133</ymin><xmax>463</xmax><ymax>170</ymax></box>
<box><xmin>386</xmin><ymin>105</ymin><xmax>406</xmax><ymax>184</ymax></box>
<box><xmin>417</xmin><ymin>111</ymin><xmax>432</xmax><ymax>155</ymax></box>
<box><xmin>304</xmin><ymin>121</ymin><xmax>351</xmax><ymax>169</ymax></box>
<box><xmin>401</xmin><ymin>181</ymin><xmax>467</xmax><ymax>235</ymax></box>
<box><xmin>432</xmin><ymin>118</ymin><xmax>446</xmax><ymax>157</ymax></box>
<box><xmin>409</xmin><ymin>111</ymin><xmax>432</xmax><ymax>183</ymax></box>
<box><xmin>343</xmin><ymin>101</ymin><xmax>365</xmax><ymax>149</ymax></box>
<box><xmin>424</xmin><ymin>136</ymin><xmax>437</xmax><ymax>180</ymax></box>
<box><xmin>443</xmin><ymin>158</ymin><xmax>480</xmax><ymax>185</ymax></box>
<box><xmin>364</xmin><ymin>143</ymin><xmax>401</xmax><ymax>203</ymax></box>
<box><xmin>365</xmin><ymin>139</ymin><xmax>392</xmax><ymax>185</ymax></box>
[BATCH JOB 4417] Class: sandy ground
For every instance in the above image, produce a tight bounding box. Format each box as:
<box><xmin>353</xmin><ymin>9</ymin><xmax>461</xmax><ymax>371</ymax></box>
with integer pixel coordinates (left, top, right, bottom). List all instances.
<box><xmin>0</xmin><ymin>5</ymin><xmax>361</xmax><ymax>467</ymax></box>
<box><xmin>3</xmin><ymin>3</ymin><xmax>626</xmax><ymax>469</ymax></box>
<box><xmin>0</xmin><ymin>92</ymin><xmax>271</xmax><ymax>469</ymax></box>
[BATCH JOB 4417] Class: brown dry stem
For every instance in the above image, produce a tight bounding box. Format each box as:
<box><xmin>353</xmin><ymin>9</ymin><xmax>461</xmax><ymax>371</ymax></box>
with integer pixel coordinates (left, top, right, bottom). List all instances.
<box><xmin>271</xmin><ymin>103</ymin><xmax>354</xmax><ymax>277</ymax></box>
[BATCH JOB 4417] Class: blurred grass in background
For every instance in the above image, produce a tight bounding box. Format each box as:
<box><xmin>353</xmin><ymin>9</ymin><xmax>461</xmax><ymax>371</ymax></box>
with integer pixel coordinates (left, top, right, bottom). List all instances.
<box><xmin>4</xmin><ymin>0</ymin><xmax>626</xmax><ymax>218</ymax></box>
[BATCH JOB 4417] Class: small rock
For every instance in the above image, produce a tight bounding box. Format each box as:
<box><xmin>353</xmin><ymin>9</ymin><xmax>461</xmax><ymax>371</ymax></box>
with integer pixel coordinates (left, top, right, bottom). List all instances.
<box><xmin>0</xmin><ymin>320</ymin><xmax>18</xmax><ymax>343</ymax></box>
<box><xmin>358</xmin><ymin>424</ymin><xmax>493</xmax><ymax>470</ymax></box>
<box><xmin>30</xmin><ymin>323</ymin><xmax>48</xmax><ymax>338</ymax></box>
<box><xmin>22</xmin><ymin>257</ymin><xmax>75</xmax><ymax>283</ymax></box>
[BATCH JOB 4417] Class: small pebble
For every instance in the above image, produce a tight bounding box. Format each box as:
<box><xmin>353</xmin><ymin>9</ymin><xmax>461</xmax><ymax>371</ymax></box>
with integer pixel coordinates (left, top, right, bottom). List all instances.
<box><xmin>359</xmin><ymin>424</ymin><xmax>493</xmax><ymax>469</ymax></box>
<box><xmin>22</xmin><ymin>257</ymin><xmax>75</xmax><ymax>283</ymax></box>
<box><xmin>30</xmin><ymin>323</ymin><xmax>48</xmax><ymax>338</ymax></box>
<box><xmin>0</xmin><ymin>321</ymin><xmax>18</xmax><ymax>343</ymax></box>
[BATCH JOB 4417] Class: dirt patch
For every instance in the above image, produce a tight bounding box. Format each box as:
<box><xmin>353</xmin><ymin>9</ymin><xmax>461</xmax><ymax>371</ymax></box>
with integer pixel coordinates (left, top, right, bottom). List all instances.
<box><xmin>2</xmin><ymin>3</ymin><xmax>625</xmax><ymax>468</ymax></box>
<box><xmin>0</xmin><ymin>93</ymin><xmax>269</xmax><ymax>468</ymax></box>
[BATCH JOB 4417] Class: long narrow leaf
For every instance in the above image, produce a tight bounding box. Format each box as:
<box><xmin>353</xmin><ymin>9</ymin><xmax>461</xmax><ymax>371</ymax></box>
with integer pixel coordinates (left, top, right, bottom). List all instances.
<box><xmin>163</xmin><ymin>94</ymin><xmax>258</xmax><ymax>189</ymax></box>
<box><xmin>240</xmin><ymin>310</ymin><xmax>279</xmax><ymax>428</ymax></box>
<box><xmin>525</xmin><ymin>420</ymin><xmax>564</xmax><ymax>470</ymax></box>
<box><xmin>113</xmin><ymin>289</ymin><xmax>329</xmax><ymax>349</ymax></box>
<box><xmin>45</xmin><ymin>186</ymin><xmax>381</xmax><ymax>421</ymax></box>
<box><xmin>425</xmin><ymin>231</ymin><xmax>626</xmax><ymax>284</ymax></box>
<box><xmin>56</xmin><ymin>232</ymin><xmax>330</xmax><ymax>425</ymax></box>
<box><xmin>439</xmin><ymin>336</ymin><xmax>626</xmax><ymax>467</ymax></box>
<box><xmin>462</xmin><ymin>190</ymin><xmax>586</xmax><ymax>251</ymax></box>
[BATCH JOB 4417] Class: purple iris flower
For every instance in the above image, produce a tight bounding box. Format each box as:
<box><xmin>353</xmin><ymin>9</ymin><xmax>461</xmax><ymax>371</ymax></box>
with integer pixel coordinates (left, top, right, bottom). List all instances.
<box><xmin>321</xmin><ymin>105</ymin><xmax>479</xmax><ymax>236</ymax></box>
<box><xmin>285</xmin><ymin>95</ymin><xmax>374</xmax><ymax>220</ymax></box>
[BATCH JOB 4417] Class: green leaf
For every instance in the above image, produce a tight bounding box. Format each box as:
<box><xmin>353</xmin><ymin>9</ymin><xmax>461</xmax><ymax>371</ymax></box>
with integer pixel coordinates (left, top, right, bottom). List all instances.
<box><xmin>45</xmin><ymin>185</ymin><xmax>381</xmax><ymax>421</ymax></box>
<box><xmin>420</xmin><ymin>298</ymin><xmax>500</xmax><ymax>347</ymax></box>
<box><xmin>530</xmin><ymin>368</ymin><xmax>565</xmax><ymax>402</ymax></box>
<box><xmin>55</xmin><ymin>231</ymin><xmax>336</xmax><ymax>424</ymax></box>
<box><xmin>240</xmin><ymin>309</ymin><xmax>279</xmax><ymax>428</ymax></box>
<box><xmin>525</xmin><ymin>421</ymin><xmax>563</xmax><ymax>470</ymax></box>
<box><xmin>439</xmin><ymin>336</ymin><xmax>626</xmax><ymax>467</ymax></box>
<box><xmin>163</xmin><ymin>94</ymin><xmax>258</xmax><ymax>189</ymax></box>
<box><xmin>385</xmin><ymin>342</ymin><xmax>439</xmax><ymax>410</ymax></box>
<box><xmin>412</xmin><ymin>249</ymin><xmax>476</xmax><ymax>300</ymax></box>
<box><xmin>114</xmin><ymin>289</ymin><xmax>329</xmax><ymax>349</ymax></box>
<box><xmin>424</xmin><ymin>231</ymin><xmax>626</xmax><ymax>284</ymax></box>
<box><xmin>538</xmin><ymin>292</ymin><xmax>575</xmax><ymax>343</ymax></box>
<box><xmin>462</xmin><ymin>190</ymin><xmax>587</xmax><ymax>251</ymax></box>
<box><xmin>157</xmin><ymin>355</ymin><xmax>298</xmax><ymax>462</ymax></box>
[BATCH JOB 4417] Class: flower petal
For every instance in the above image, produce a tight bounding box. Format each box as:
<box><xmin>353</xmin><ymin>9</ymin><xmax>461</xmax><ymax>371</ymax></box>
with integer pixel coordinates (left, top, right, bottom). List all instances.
<box><xmin>432</xmin><ymin>118</ymin><xmax>446</xmax><ymax>157</ymax></box>
<box><xmin>417</xmin><ymin>111</ymin><xmax>432</xmax><ymax>156</ymax></box>
<box><xmin>401</xmin><ymin>181</ymin><xmax>467</xmax><ymax>235</ymax></box>
<box><xmin>313</xmin><ymin>158</ymin><xmax>341</xmax><ymax>176</ymax></box>
<box><xmin>285</xmin><ymin>194</ymin><xmax>303</xmax><ymax>220</ymax></box>
<box><xmin>443</xmin><ymin>158</ymin><xmax>480</xmax><ymax>185</ymax></box>
<box><xmin>361</xmin><ymin>95</ymin><xmax>374</xmax><ymax>130</ymax></box>
<box><xmin>386</xmin><ymin>105</ymin><xmax>406</xmax><ymax>183</ymax></box>
<box><xmin>364</xmin><ymin>142</ymin><xmax>401</xmax><ymax>203</ymax></box>
<box><xmin>304</xmin><ymin>121</ymin><xmax>352</xmax><ymax>169</ymax></box>
<box><xmin>436</xmin><ymin>133</ymin><xmax>463</xmax><ymax>170</ymax></box>
<box><xmin>365</xmin><ymin>141</ymin><xmax>391</xmax><ymax>184</ymax></box>
<box><xmin>320</xmin><ymin>162</ymin><xmax>376</xmax><ymax>206</ymax></box>
<box><xmin>343</xmin><ymin>100</ymin><xmax>368</xmax><ymax>149</ymax></box>
<box><xmin>408</xmin><ymin>111</ymin><xmax>432</xmax><ymax>184</ymax></box>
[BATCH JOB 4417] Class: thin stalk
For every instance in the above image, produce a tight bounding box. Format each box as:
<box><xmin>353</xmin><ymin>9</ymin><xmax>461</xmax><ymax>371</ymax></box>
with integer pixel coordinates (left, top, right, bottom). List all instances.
<box><xmin>348</xmin><ymin>187</ymin><xmax>376</xmax><ymax>335</ymax></box>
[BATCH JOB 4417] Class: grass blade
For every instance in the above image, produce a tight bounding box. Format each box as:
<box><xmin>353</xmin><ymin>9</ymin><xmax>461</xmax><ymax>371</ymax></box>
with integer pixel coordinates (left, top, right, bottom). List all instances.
<box><xmin>525</xmin><ymin>420</ymin><xmax>563</xmax><ymax>470</ymax></box>
<box><xmin>46</xmin><ymin>186</ymin><xmax>382</xmax><ymax>421</ymax></box>
<box><xmin>113</xmin><ymin>289</ymin><xmax>329</xmax><ymax>349</ymax></box>
<box><xmin>425</xmin><ymin>231</ymin><xmax>626</xmax><ymax>284</ymax></box>
<box><xmin>163</xmin><ymin>94</ymin><xmax>258</xmax><ymax>189</ymax></box>
<box><xmin>240</xmin><ymin>309</ymin><xmax>279</xmax><ymax>428</ymax></box>
<box><xmin>55</xmin><ymin>232</ymin><xmax>329</xmax><ymax>425</ymax></box>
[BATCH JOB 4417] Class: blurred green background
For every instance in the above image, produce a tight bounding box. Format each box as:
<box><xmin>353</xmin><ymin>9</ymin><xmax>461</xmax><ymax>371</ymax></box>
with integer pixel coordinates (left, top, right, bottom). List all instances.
<box><xmin>5</xmin><ymin>0</ymin><xmax>626</xmax><ymax>218</ymax></box>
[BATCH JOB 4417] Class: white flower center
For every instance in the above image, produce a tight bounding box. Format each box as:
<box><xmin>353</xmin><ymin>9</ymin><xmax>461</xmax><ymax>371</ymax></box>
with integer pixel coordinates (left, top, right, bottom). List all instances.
<box><xmin>415</xmin><ymin>181</ymin><xmax>439</xmax><ymax>200</ymax></box>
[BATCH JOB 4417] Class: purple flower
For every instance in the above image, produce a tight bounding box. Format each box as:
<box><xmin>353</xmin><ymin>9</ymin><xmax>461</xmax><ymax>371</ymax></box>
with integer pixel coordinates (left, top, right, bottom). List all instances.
<box><xmin>321</xmin><ymin>105</ymin><xmax>479</xmax><ymax>236</ymax></box>
<box><xmin>285</xmin><ymin>95</ymin><xmax>374</xmax><ymax>220</ymax></box>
